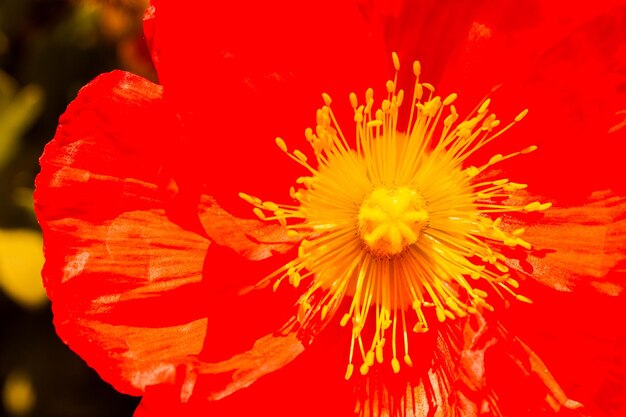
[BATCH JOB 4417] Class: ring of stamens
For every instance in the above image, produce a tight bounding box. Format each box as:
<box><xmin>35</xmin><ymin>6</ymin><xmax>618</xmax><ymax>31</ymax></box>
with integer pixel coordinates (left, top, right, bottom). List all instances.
<box><xmin>241</xmin><ymin>52</ymin><xmax>548</xmax><ymax>380</ymax></box>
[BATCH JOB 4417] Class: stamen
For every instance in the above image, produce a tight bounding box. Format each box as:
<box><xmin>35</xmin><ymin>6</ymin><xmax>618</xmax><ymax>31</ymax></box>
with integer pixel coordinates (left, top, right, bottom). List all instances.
<box><xmin>242</xmin><ymin>52</ymin><xmax>547</xmax><ymax>378</ymax></box>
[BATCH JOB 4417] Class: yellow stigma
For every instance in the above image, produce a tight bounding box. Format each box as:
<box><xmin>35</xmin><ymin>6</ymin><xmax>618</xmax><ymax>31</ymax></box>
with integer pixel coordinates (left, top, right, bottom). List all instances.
<box><xmin>241</xmin><ymin>53</ymin><xmax>549</xmax><ymax>380</ymax></box>
<box><xmin>358</xmin><ymin>187</ymin><xmax>428</xmax><ymax>257</ymax></box>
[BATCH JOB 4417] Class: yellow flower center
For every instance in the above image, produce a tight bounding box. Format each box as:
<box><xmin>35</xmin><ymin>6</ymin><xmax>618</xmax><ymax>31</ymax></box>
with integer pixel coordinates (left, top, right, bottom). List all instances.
<box><xmin>241</xmin><ymin>52</ymin><xmax>549</xmax><ymax>380</ymax></box>
<box><xmin>358</xmin><ymin>187</ymin><xmax>428</xmax><ymax>257</ymax></box>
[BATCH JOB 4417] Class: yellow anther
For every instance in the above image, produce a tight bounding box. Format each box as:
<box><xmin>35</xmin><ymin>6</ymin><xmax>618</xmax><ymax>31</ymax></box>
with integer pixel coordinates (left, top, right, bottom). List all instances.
<box><xmin>238</xmin><ymin>192</ymin><xmax>259</xmax><ymax>205</ymax></box>
<box><xmin>515</xmin><ymin>108</ymin><xmax>529</xmax><ymax>122</ymax></box>
<box><xmin>345</xmin><ymin>364</ymin><xmax>354</xmax><ymax>380</ymax></box>
<box><xmin>396</xmin><ymin>89</ymin><xmax>405</xmax><ymax>106</ymax></box>
<box><xmin>367</xmin><ymin>120</ymin><xmax>383</xmax><ymax>129</ymax></box>
<box><xmin>294</xmin><ymin>150</ymin><xmax>308</xmax><ymax>162</ymax></box>
<box><xmin>404</xmin><ymin>354</ymin><xmax>413</xmax><ymax>367</ymax></box>
<box><xmin>413</xmin><ymin>60</ymin><xmax>421</xmax><ymax>77</ymax></box>
<box><xmin>489</xmin><ymin>154</ymin><xmax>503</xmax><ymax>165</ymax></box>
<box><xmin>421</xmin><ymin>98</ymin><xmax>441</xmax><ymax>117</ymax></box>
<box><xmin>322</xmin><ymin>92</ymin><xmax>332</xmax><ymax>106</ymax></box>
<box><xmin>413</xmin><ymin>322</ymin><xmax>428</xmax><ymax>332</ymax></box>
<box><xmin>478</xmin><ymin>98</ymin><xmax>491</xmax><ymax>113</ymax></box>
<box><xmin>473</xmin><ymin>289</ymin><xmax>489</xmax><ymax>298</ymax></box>
<box><xmin>524</xmin><ymin>201</ymin><xmax>542</xmax><ymax>211</ymax></box>
<box><xmin>262</xmin><ymin>201</ymin><xmax>279</xmax><ymax>211</ymax></box>
<box><xmin>360</xmin><ymin>363</ymin><xmax>370</xmax><ymax>376</ymax></box>
<box><xmin>415</xmin><ymin>83</ymin><xmax>424</xmax><ymax>100</ymax></box>
<box><xmin>539</xmin><ymin>202</ymin><xmax>552</xmax><ymax>210</ymax></box>
<box><xmin>392</xmin><ymin>52</ymin><xmax>400</xmax><ymax>71</ymax></box>
<box><xmin>391</xmin><ymin>358</ymin><xmax>401</xmax><ymax>373</ymax></box>
<box><xmin>275</xmin><ymin>137</ymin><xmax>288</xmax><ymax>152</ymax></box>
<box><xmin>436</xmin><ymin>308</ymin><xmax>446</xmax><ymax>322</ymax></box>
<box><xmin>252</xmin><ymin>207</ymin><xmax>265</xmax><ymax>220</ymax></box>
<box><xmin>349</xmin><ymin>92</ymin><xmax>358</xmax><ymax>109</ymax></box>
<box><xmin>507</xmin><ymin>277</ymin><xmax>520</xmax><ymax>288</ymax></box>
<box><xmin>443</xmin><ymin>93</ymin><xmax>458</xmax><ymax>106</ymax></box>
<box><xmin>386</xmin><ymin>80</ymin><xmax>395</xmax><ymax>93</ymax></box>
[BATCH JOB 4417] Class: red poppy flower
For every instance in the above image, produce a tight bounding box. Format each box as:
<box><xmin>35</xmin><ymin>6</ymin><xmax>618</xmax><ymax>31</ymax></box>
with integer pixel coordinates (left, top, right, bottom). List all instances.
<box><xmin>35</xmin><ymin>1</ymin><xmax>626</xmax><ymax>416</ymax></box>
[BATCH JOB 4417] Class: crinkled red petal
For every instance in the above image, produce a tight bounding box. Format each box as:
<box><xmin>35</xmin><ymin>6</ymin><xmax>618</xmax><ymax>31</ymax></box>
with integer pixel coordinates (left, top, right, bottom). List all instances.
<box><xmin>35</xmin><ymin>71</ymin><xmax>301</xmax><ymax>402</ymax></box>
<box><xmin>35</xmin><ymin>71</ymin><xmax>210</xmax><ymax>395</ymax></box>
<box><xmin>515</xmin><ymin>192</ymin><xmax>626</xmax><ymax>295</ymax></box>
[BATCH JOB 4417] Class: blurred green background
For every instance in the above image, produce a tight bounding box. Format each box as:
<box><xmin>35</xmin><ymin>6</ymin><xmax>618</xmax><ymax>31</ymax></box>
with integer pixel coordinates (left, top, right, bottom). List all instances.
<box><xmin>0</xmin><ymin>0</ymin><xmax>154</xmax><ymax>415</ymax></box>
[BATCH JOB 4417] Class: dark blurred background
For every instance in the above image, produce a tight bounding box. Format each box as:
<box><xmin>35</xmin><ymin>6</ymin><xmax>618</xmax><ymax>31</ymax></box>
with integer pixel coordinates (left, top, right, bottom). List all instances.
<box><xmin>0</xmin><ymin>0</ymin><xmax>155</xmax><ymax>415</ymax></box>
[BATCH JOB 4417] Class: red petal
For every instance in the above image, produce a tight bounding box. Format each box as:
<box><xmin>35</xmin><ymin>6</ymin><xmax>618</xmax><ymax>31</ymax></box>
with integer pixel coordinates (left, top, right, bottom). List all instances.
<box><xmin>436</xmin><ymin>2</ymin><xmax>626</xmax><ymax>202</ymax></box>
<box><xmin>355</xmin><ymin>0</ymin><xmax>487</xmax><ymax>83</ymax></box>
<box><xmin>143</xmin><ymin>0</ymin><xmax>388</xmax><ymax>215</ymax></box>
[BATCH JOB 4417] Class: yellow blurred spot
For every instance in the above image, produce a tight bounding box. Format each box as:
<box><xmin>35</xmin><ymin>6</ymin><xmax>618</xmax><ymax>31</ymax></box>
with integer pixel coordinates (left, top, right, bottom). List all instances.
<box><xmin>3</xmin><ymin>371</ymin><xmax>36</xmax><ymax>415</ymax></box>
<box><xmin>0</xmin><ymin>229</ymin><xmax>47</xmax><ymax>309</ymax></box>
